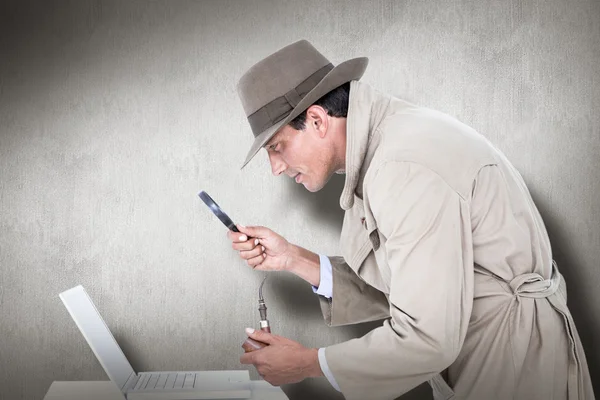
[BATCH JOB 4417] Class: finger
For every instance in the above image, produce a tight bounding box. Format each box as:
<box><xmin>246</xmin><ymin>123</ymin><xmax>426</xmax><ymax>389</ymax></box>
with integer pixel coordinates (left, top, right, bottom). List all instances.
<box><xmin>245</xmin><ymin>327</ymin><xmax>277</xmax><ymax>344</ymax></box>
<box><xmin>236</xmin><ymin>224</ymin><xmax>270</xmax><ymax>239</ymax></box>
<box><xmin>232</xmin><ymin>238</ymin><xmax>261</xmax><ymax>251</ymax></box>
<box><xmin>256</xmin><ymin>365</ymin><xmax>267</xmax><ymax>377</ymax></box>
<box><xmin>240</xmin><ymin>353</ymin><xmax>255</xmax><ymax>365</ymax></box>
<box><xmin>239</xmin><ymin>244</ymin><xmax>265</xmax><ymax>260</ymax></box>
<box><xmin>227</xmin><ymin>230</ymin><xmax>250</xmax><ymax>243</ymax></box>
<box><xmin>246</xmin><ymin>252</ymin><xmax>268</xmax><ymax>268</ymax></box>
<box><xmin>265</xmin><ymin>377</ymin><xmax>279</xmax><ymax>387</ymax></box>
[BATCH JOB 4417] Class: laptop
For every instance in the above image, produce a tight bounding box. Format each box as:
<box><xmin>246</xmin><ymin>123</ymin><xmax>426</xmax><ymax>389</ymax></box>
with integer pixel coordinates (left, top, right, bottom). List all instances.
<box><xmin>59</xmin><ymin>285</ymin><xmax>252</xmax><ymax>400</ymax></box>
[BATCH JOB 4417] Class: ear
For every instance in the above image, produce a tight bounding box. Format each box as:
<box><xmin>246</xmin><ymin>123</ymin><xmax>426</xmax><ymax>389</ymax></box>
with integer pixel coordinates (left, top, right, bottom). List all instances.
<box><xmin>305</xmin><ymin>105</ymin><xmax>329</xmax><ymax>138</ymax></box>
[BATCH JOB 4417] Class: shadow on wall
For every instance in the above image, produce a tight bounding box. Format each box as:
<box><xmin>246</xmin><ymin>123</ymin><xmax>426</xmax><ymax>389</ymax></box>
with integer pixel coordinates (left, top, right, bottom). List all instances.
<box><xmin>285</xmin><ymin>173</ymin><xmax>347</xmax><ymax>231</ymax></box>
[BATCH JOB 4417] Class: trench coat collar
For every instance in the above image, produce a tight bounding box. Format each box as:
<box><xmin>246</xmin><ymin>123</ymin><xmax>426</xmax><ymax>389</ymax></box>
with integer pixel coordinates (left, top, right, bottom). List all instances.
<box><xmin>339</xmin><ymin>80</ymin><xmax>392</xmax><ymax>210</ymax></box>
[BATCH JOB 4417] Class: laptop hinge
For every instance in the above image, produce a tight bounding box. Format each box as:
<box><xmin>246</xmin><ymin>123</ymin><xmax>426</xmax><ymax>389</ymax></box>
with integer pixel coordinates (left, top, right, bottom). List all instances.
<box><xmin>122</xmin><ymin>371</ymin><xmax>139</xmax><ymax>393</ymax></box>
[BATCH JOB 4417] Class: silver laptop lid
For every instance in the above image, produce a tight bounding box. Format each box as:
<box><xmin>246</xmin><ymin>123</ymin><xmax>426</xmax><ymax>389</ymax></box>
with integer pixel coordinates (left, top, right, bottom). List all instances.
<box><xmin>59</xmin><ymin>285</ymin><xmax>135</xmax><ymax>392</ymax></box>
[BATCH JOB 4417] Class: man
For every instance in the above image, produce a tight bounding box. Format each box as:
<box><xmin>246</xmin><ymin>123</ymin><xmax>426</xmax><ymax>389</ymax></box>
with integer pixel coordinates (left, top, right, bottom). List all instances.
<box><xmin>227</xmin><ymin>40</ymin><xmax>594</xmax><ymax>399</ymax></box>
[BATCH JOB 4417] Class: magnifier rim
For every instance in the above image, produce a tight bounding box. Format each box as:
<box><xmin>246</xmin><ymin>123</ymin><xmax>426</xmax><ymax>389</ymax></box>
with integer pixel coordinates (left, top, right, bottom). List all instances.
<box><xmin>198</xmin><ymin>190</ymin><xmax>237</xmax><ymax>231</ymax></box>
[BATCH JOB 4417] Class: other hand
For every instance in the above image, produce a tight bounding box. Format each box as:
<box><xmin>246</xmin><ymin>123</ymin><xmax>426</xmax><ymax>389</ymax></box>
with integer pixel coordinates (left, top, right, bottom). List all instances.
<box><xmin>240</xmin><ymin>328</ymin><xmax>322</xmax><ymax>386</ymax></box>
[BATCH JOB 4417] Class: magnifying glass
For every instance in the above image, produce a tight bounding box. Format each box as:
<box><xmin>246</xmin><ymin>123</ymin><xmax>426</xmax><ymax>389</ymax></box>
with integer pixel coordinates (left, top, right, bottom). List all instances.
<box><xmin>198</xmin><ymin>190</ymin><xmax>240</xmax><ymax>232</ymax></box>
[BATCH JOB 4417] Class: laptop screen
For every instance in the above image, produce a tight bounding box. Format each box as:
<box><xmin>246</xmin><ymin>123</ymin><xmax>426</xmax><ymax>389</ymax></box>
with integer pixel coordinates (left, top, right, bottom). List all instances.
<box><xmin>59</xmin><ymin>285</ymin><xmax>135</xmax><ymax>392</ymax></box>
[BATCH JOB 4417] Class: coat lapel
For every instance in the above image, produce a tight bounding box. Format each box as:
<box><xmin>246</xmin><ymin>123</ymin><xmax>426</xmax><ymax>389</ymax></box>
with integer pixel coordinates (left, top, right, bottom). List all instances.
<box><xmin>339</xmin><ymin>80</ymin><xmax>392</xmax><ymax>210</ymax></box>
<box><xmin>337</xmin><ymin>81</ymin><xmax>392</xmax><ymax>284</ymax></box>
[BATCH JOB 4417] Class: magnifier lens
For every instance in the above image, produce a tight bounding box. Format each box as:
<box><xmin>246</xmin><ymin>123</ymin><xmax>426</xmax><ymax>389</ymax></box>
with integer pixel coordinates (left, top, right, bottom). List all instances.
<box><xmin>198</xmin><ymin>191</ymin><xmax>239</xmax><ymax>232</ymax></box>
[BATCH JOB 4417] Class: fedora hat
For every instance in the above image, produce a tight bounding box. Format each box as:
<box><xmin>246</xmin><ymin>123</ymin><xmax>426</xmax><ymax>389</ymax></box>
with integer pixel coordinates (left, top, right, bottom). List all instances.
<box><xmin>236</xmin><ymin>40</ymin><xmax>369</xmax><ymax>169</ymax></box>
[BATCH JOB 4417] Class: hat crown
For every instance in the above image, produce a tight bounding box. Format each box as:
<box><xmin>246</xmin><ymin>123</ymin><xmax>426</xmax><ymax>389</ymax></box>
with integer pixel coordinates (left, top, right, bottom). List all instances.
<box><xmin>236</xmin><ymin>39</ymin><xmax>368</xmax><ymax>169</ymax></box>
<box><xmin>237</xmin><ymin>40</ymin><xmax>331</xmax><ymax>117</ymax></box>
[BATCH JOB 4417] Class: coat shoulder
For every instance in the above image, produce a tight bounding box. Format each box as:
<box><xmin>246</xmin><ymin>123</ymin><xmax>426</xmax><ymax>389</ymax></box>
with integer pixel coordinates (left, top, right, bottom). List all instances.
<box><xmin>367</xmin><ymin>104</ymin><xmax>501</xmax><ymax>200</ymax></box>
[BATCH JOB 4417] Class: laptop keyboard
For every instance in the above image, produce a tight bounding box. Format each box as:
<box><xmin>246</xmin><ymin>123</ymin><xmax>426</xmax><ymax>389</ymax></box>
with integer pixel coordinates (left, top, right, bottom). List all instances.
<box><xmin>134</xmin><ymin>372</ymin><xmax>197</xmax><ymax>390</ymax></box>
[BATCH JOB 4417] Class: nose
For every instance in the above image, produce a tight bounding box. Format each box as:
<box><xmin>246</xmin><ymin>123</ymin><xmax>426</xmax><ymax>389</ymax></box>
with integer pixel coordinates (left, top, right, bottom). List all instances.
<box><xmin>268</xmin><ymin>152</ymin><xmax>286</xmax><ymax>176</ymax></box>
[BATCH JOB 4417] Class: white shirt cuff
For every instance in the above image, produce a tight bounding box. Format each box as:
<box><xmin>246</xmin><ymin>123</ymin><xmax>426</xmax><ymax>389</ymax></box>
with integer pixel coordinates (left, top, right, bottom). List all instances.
<box><xmin>318</xmin><ymin>347</ymin><xmax>341</xmax><ymax>392</ymax></box>
<box><xmin>311</xmin><ymin>254</ymin><xmax>333</xmax><ymax>299</ymax></box>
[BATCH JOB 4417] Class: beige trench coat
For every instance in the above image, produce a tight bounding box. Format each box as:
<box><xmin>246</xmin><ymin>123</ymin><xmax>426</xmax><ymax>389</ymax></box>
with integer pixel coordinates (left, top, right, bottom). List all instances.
<box><xmin>318</xmin><ymin>80</ymin><xmax>594</xmax><ymax>400</ymax></box>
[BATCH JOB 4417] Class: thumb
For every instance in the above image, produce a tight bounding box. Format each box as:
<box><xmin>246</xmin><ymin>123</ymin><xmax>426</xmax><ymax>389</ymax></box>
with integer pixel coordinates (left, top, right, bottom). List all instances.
<box><xmin>245</xmin><ymin>327</ymin><xmax>276</xmax><ymax>344</ymax></box>
<box><xmin>237</xmin><ymin>224</ymin><xmax>269</xmax><ymax>239</ymax></box>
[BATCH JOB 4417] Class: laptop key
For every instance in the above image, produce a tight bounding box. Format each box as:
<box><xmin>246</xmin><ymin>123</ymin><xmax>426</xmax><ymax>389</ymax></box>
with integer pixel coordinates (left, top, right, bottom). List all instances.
<box><xmin>156</xmin><ymin>373</ymin><xmax>168</xmax><ymax>389</ymax></box>
<box><xmin>174</xmin><ymin>373</ymin><xmax>185</xmax><ymax>389</ymax></box>
<box><xmin>146</xmin><ymin>373</ymin><xmax>160</xmax><ymax>389</ymax></box>
<box><xmin>165</xmin><ymin>373</ymin><xmax>177</xmax><ymax>389</ymax></box>
<box><xmin>183</xmin><ymin>373</ymin><xmax>195</xmax><ymax>388</ymax></box>
<box><xmin>135</xmin><ymin>373</ymin><xmax>151</xmax><ymax>390</ymax></box>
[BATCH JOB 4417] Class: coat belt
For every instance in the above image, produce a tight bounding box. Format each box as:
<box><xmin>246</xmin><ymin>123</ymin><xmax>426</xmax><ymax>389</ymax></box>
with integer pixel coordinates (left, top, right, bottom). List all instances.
<box><xmin>477</xmin><ymin>261</ymin><xmax>584</xmax><ymax>399</ymax></box>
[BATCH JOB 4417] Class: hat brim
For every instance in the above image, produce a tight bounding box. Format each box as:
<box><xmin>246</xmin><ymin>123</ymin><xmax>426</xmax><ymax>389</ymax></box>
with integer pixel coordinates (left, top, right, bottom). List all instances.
<box><xmin>240</xmin><ymin>56</ymin><xmax>369</xmax><ymax>169</ymax></box>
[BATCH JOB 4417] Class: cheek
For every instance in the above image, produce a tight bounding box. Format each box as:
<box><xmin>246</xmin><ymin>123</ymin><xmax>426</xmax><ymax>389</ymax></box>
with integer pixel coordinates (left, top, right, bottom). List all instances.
<box><xmin>287</xmin><ymin>140</ymin><xmax>323</xmax><ymax>175</ymax></box>
<box><xmin>284</xmin><ymin>146</ymin><xmax>303</xmax><ymax>168</ymax></box>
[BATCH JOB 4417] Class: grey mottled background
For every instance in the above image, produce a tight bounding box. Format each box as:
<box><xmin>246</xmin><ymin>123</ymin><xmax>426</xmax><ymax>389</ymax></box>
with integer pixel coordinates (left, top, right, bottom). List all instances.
<box><xmin>0</xmin><ymin>1</ymin><xmax>598</xmax><ymax>399</ymax></box>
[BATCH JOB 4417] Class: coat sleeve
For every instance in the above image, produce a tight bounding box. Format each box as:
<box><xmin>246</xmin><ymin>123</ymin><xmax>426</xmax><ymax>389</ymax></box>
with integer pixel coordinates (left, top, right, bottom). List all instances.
<box><xmin>317</xmin><ymin>255</ymin><xmax>390</xmax><ymax>326</ymax></box>
<box><xmin>322</xmin><ymin>161</ymin><xmax>475</xmax><ymax>400</ymax></box>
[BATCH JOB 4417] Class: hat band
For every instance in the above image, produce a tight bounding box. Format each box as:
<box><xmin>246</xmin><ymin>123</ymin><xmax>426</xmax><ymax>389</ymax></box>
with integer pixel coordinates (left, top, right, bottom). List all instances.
<box><xmin>247</xmin><ymin>63</ymin><xmax>334</xmax><ymax>137</ymax></box>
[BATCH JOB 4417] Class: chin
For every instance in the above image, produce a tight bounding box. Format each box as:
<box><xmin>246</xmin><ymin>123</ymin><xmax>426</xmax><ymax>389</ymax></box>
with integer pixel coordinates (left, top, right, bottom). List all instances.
<box><xmin>301</xmin><ymin>172</ymin><xmax>331</xmax><ymax>192</ymax></box>
<box><xmin>303</xmin><ymin>179</ymin><xmax>326</xmax><ymax>192</ymax></box>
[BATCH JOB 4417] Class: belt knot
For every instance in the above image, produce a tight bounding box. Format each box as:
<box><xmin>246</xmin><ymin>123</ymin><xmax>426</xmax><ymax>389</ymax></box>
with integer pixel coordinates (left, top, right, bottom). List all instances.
<box><xmin>509</xmin><ymin>261</ymin><xmax>560</xmax><ymax>299</ymax></box>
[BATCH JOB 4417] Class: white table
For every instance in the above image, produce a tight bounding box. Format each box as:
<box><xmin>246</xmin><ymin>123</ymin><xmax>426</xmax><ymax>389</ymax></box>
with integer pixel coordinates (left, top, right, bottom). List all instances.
<box><xmin>44</xmin><ymin>381</ymin><xmax>289</xmax><ymax>400</ymax></box>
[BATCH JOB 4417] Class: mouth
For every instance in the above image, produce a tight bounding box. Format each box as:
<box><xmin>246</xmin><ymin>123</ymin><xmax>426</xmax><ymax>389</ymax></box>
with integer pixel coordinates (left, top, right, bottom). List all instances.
<box><xmin>294</xmin><ymin>173</ymin><xmax>302</xmax><ymax>183</ymax></box>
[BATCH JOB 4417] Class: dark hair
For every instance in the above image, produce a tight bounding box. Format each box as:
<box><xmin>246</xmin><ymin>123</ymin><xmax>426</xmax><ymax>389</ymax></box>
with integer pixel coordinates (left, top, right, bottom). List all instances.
<box><xmin>288</xmin><ymin>81</ymin><xmax>351</xmax><ymax>130</ymax></box>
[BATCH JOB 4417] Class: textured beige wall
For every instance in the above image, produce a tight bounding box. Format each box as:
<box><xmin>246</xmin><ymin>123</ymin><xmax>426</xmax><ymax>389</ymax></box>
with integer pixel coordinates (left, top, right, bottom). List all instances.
<box><xmin>0</xmin><ymin>1</ymin><xmax>598</xmax><ymax>399</ymax></box>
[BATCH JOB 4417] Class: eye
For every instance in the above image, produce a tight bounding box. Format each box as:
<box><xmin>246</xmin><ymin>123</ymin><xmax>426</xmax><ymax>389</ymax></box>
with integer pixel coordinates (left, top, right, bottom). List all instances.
<box><xmin>268</xmin><ymin>143</ymin><xmax>279</xmax><ymax>152</ymax></box>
